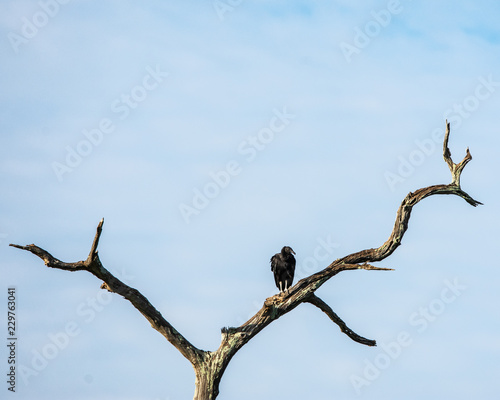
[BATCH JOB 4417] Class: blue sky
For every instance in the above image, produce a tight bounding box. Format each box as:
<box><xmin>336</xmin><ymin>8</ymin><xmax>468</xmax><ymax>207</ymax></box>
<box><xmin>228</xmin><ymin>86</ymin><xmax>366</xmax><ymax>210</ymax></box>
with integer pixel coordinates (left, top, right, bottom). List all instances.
<box><xmin>1</xmin><ymin>1</ymin><xmax>499</xmax><ymax>399</ymax></box>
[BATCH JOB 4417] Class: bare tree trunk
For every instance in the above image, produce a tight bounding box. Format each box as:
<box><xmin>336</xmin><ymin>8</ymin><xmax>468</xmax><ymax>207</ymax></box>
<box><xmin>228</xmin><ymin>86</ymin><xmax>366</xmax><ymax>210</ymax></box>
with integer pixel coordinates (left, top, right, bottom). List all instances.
<box><xmin>10</xmin><ymin>121</ymin><xmax>481</xmax><ymax>400</ymax></box>
<box><xmin>194</xmin><ymin>366</ymin><xmax>218</xmax><ymax>400</ymax></box>
<box><xmin>192</xmin><ymin>350</ymin><xmax>233</xmax><ymax>400</ymax></box>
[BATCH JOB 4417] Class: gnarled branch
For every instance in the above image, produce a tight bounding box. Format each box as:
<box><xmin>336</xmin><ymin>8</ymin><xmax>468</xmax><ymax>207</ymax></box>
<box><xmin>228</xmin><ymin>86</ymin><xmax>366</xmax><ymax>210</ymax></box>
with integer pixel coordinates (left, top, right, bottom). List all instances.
<box><xmin>10</xmin><ymin>219</ymin><xmax>205</xmax><ymax>367</ymax></box>
<box><xmin>214</xmin><ymin>121</ymin><xmax>481</xmax><ymax>372</ymax></box>
<box><xmin>11</xmin><ymin>121</ymin><xmax>481</xmax><ymax>400</ymax></box>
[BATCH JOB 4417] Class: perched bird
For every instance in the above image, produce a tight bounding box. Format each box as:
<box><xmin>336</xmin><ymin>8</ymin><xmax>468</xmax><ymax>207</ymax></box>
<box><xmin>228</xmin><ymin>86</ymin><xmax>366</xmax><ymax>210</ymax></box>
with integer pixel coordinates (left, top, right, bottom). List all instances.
<box><xmin>270</xmin><ymin>246</ymin><xmax>296</xmax><ymax>294</ymax></box>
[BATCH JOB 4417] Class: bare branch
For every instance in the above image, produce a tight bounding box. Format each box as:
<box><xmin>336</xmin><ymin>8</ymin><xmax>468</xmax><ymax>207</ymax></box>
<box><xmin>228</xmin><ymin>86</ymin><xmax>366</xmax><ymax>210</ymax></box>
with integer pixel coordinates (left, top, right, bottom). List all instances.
<box><xmin>217</xmin><ymin>263</ymin><xmax>391</xmax><ymax>361</ymax></box>
<box><xmin>443</xmin><ymin>120</ymin><xmax>474</xmax><ymax>187</ymax></box>
<box><xmin>9</xmin><ymin>243</ymin><xmax>87</xmax><ymax>271</ymax></box>
<box><xmin>10</xmin><ymin>220</ymin><xmax>205</xmax><ymax>367</ymax></box>
<box><xmin>87</xmin><ymin>217</ymin><xmax>104</xmax><ymax>260</ymax></box>
<box><xmin>443</xmin><ymin>120</ymin><xmax>454</xmax><ymax>171</ymax></box>
<box><xmin>305</xmin><ymin>294</ymin><xmax>376</xmax><ymax>346</ymax></box>
<box><xmin>310</xmin><ymin>122</ymin><xmax>481</xmax><ymax>276</ymax></box>
<box><xmin>216</xmin><ymin>120</ymin><xmax>482</xmax><ymax>361</ymax></box>
<box><xmin>10</xmin><ymin>120</ymin><xmax>482</xmax><ymax>400</ymax></box>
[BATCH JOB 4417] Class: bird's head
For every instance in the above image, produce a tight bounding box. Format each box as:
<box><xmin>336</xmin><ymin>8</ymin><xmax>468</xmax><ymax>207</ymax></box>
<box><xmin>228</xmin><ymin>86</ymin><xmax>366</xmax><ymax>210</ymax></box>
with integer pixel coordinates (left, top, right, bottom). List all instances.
<box><xmin>281</xmin><ymin>246</ymin><xmax>295</xmax><ymax>256</ymax></box>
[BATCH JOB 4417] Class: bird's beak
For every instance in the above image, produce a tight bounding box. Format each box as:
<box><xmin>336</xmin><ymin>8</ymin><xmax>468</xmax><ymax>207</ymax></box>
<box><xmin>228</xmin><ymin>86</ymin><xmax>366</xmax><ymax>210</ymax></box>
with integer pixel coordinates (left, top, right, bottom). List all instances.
<box><xmin>291</xmin><ymin>249</ymin><xmax>296</xmax><ymax>255</ymax></box>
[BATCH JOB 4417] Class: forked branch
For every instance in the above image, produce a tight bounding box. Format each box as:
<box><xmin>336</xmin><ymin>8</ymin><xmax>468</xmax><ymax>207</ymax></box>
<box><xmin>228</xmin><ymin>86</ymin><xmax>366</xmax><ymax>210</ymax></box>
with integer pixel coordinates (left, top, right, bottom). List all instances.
<box><xmin>10</xmin><ymin>121</ymin><xmax>481</xmax><ymax>400</ymax></box>
<box><xmin>443</xmin><ymin>119</ymin><xmax>472</xmax><ymax>187</ymax></box>
<box><xmin>220</xmin><ymin>121</ymin><xmax>481</xmax><ymax>351</ymax></box>
<box><xmin>10</xmin><ymin>220</ymin><xmax>205</xmax><ymax>367</ymax></box>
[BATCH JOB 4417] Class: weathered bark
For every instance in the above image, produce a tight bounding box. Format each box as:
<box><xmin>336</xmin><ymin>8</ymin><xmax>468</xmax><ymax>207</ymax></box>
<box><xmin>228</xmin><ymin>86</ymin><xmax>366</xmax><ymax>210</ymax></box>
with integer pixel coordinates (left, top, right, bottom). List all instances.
<box><xmin>11</xmin><ymin>121</ymin><xmax>481</xmax><ymax>399</ymax></box>
<box><xmin>193</xmin><ymin>358</ymin><xmax>219</xmax><ymax>400</ymax></box>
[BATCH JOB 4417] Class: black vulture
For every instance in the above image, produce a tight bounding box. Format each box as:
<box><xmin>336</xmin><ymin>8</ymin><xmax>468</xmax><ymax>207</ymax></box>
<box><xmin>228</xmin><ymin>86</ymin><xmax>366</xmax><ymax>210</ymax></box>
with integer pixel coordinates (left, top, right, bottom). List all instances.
<box><xmin>270</xmin><ymin>246</ymin><xmax>296</xmax><ymax>294</ymax></box>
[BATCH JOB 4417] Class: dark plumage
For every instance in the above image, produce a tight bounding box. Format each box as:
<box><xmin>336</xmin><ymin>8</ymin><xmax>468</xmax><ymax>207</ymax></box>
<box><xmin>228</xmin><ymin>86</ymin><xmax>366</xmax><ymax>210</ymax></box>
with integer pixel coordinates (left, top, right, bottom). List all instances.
<box><xmin>270</xmin><ymin>246</ymin><xmax>296</xmax><ymax>294</ymax></box>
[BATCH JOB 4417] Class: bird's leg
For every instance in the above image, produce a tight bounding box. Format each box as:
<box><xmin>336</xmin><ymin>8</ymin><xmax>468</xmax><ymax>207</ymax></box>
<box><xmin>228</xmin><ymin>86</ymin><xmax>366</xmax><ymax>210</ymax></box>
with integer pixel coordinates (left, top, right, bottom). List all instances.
<box><xmin>279</xmin><ymin>281</ymin><xmax>283</xmax><ymax>294</ymax></box>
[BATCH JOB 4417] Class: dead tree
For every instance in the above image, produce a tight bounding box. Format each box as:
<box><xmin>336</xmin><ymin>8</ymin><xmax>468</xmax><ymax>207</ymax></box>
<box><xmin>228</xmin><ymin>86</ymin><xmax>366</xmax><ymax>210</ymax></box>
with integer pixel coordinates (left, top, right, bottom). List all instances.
<box><xmin>11</xmin><ymin>122</ymin><xmax>481</xmax><ymax>399</ymax></box>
